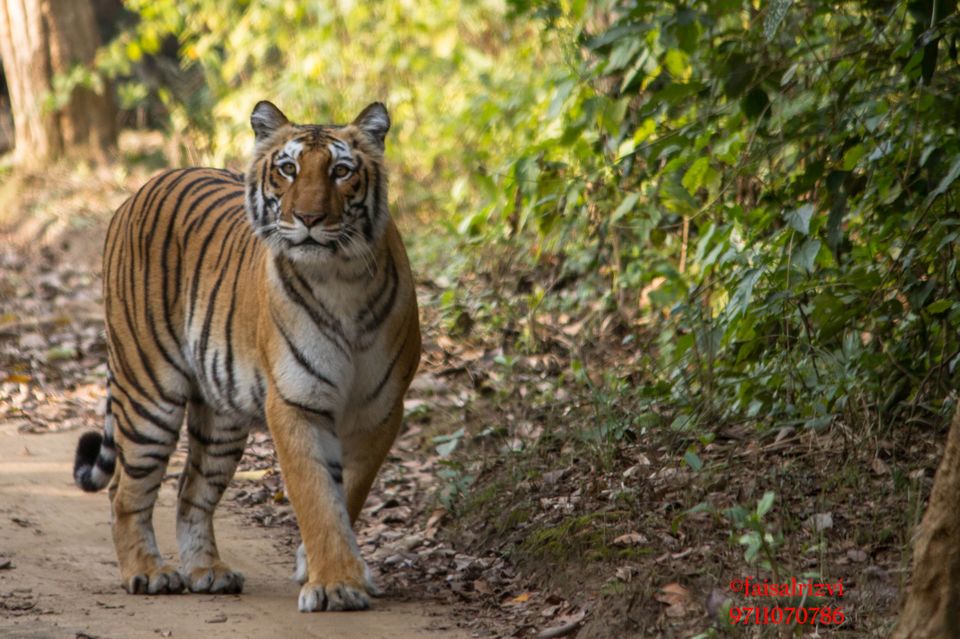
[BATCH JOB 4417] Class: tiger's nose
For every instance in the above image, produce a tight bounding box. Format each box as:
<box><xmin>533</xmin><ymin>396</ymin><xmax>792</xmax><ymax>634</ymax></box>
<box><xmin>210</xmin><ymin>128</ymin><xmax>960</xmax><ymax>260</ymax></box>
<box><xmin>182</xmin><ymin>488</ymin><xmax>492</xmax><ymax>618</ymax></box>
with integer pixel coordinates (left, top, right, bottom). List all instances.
<box><xmin>294</xmin><ymin>212</ymin><xmax>324</xmax><ymax>228</ymax></box>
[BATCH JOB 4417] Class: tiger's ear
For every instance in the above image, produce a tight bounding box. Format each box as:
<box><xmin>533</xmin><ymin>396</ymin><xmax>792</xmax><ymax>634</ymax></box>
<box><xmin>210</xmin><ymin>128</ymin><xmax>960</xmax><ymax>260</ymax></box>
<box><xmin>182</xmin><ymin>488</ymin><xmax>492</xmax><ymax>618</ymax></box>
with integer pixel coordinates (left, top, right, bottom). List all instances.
<box><xmin>352</xmin><ymin>102</ymin><xmax>390</xmax><ymax>151</ymax></box>
<box><xmin>251</xmin><ymin>101</ymin><xmax>289</xmax><ymax>143</ymax></box>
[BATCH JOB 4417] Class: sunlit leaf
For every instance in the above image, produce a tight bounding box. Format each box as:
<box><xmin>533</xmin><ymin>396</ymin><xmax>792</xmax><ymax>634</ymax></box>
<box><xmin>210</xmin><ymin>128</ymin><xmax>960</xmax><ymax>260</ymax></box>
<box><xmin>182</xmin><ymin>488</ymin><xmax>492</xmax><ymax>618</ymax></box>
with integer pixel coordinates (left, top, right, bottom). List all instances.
<box><xmin>784</xmin><ymin>204</ymin><xmax>814</xmax><ymax>235</ymax></box>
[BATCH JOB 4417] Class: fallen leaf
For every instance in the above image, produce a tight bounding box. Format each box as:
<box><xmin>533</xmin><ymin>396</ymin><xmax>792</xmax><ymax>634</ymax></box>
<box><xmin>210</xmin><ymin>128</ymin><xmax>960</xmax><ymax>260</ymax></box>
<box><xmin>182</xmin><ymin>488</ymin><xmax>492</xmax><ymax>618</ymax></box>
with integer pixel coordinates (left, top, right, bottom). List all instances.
<box><xmin>46</xmin><ymin>345</ymin><xmax>78</xmax><ymax>361</ymax></box>
<box><xmin>804</xmin><ymin>512</ymin><xmax>833</xmax><ymax>532</ymax></box>
<box><xmin>655</xmin><ymin>582</ymin><xmax>690</xmax><ymax>607</ymax></box>
<box><xmin>847</xmin><ymin>548</ymin><xmax>868</xmax><ymax>563</ymax></box>
<box><xmin>536</xmin><ymin>610</ymin><xmax>587</xmax><ymax>639</ymax></box>
<box><xmin>613</xmin><ymin>532</ymin><xmax>647</xmax><ymax>546</ymax></box>
<box><xmin>18</xmin><ymin>333</ymin><xmax>45</xmax><ymax>351</ymax></box>
<box><xmin>540</xmin><ymin>604</ymin><xmax>560</xmax><ymax>618</ymax></box>
<box><xmin>655</xmin><ymin>582</ymin><xmax>692</xmax><ymax>617</ymax></box>
<box><xmin>507</xmin><ymin>591</ymin><xmax>533</xmax><ymax>605</ymax></box>
<box><xmin>233</xmin><ymin>469</ymin><xmax>269</xmax><ymax>481</ymax></box>
<box><xmin>615</xmin><ymin>565</ymin><xmax>639</xmax><ymax>582</ymax></box>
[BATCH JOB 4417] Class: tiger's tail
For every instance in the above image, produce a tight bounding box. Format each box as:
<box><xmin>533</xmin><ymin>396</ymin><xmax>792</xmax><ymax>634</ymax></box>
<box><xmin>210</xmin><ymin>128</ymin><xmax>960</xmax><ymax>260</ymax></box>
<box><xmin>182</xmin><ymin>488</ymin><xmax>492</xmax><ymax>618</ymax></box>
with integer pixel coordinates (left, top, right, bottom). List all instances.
<box><xmin>74</xmin><ymin>394</ymin><xmax>117</xmax><ymax>492</ymax></box>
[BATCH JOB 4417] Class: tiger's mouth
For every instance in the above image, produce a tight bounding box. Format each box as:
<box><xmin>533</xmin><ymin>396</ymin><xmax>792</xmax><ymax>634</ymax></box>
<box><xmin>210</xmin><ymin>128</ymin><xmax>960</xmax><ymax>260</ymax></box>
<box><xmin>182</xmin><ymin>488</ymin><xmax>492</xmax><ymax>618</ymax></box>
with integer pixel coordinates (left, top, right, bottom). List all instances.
<box><xmin>296</xmin><ymin>237</ymin><xmax>338</xmax><ymax>251</ymax></box>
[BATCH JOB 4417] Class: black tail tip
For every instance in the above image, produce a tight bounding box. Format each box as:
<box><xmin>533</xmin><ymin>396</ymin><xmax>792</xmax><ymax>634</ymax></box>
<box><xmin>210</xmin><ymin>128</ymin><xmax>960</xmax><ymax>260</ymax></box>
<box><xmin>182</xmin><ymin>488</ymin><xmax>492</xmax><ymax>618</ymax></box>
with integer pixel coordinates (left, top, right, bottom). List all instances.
<box><xmin>74</xmin><ymin>431</ymin><xmax>104</xmax><ymax>492</ymax></box>
<box><xmin>75</xmin><ymin>431</ymin><xmax>102</xmax><ymax>466</ymax></box>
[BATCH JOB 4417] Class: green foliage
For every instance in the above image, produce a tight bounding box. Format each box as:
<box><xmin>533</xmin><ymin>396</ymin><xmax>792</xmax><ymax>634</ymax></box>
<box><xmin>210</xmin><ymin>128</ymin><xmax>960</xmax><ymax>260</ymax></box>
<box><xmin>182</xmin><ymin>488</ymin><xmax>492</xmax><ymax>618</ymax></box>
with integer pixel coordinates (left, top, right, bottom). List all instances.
<box><xmin>436</xmin><ymin>460</ymin><xmax>475</xmax><ymax>512</ymax></box>
<box><xmin>98</xmin><ymin>0</ymin><xmax>564</xmax><ymax>219</ymax></box>
<box><xmin>725</xmin><ymin>491</ymin><xmax>784</xmax><ymax>571</ymax></box>
<box><xmin>488</xmin><ymin>0</ymin><xmax>960</xmax><ymax>433</ymax></box>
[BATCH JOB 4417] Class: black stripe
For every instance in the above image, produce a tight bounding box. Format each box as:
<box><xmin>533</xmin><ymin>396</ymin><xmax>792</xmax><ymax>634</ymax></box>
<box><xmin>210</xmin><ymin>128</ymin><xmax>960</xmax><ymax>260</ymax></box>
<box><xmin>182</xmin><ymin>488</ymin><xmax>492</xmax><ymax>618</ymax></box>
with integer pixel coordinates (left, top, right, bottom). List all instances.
<box><xmin>187</xmin><ymin>424</ymin><xmax>248</xmax><ymax>448</ymax></box>
<box><xmin>186</xmin><ymin>199</ymin><xmax>246</xmax><ymax>327</ymax></box>
<box><xmin>265</xmin><ymin>371</ymin><xmax>335</xmax><ymax>423</ymax></box>
<box><xmin>222</xmin><ymin>233</ymin><xmax>252</xmax><ymax>406</ymax></box>
<box><xmin>115</xmin><ymin>503</ymin><xmax>156</xmax><ymax>517</ymax></box>
<box><xmin>358</xmin><ymin>252</ymin><xmax>399</xmax><ymax>336</ymax></box>
<box><xmin>365</xmin><ymin>326</ymin><xmax>410</xmax><ymax>403</ymax></box>
<box><xmin>198</xmin><ymin>211</ymin><xmax>247</xmax><ymax>414</ymax></box>
<box><xmin>113</xmin><ymin>295</ymin><xmax>187</xmax><ymax>409</ymax></box>
<box><xmin>140</xmin><ymin>171</ymin><xmax>214</xmax><ymax>381</ymax></box>
<box><xmin>275</xmin><ymin>258</ymin><xmax>351</xmax><ymax>356</ymax></box>
<box><xmin>117</xmin><ymin>449</ymin><xmax>160</xmax><ymax>480</ymax></box>
<box><xmin>143</xmin><ymin>450</ymin><xmax>172</xmax><ymax>463</ymax></box>
<box><xmin>189</xmin><ymin>458</ymin><xmax>233</xmax><ymax>480</ymax></box>
<box><xmin>253</xmin><ymin>371</ymin><xmax>266</xmax><ymax>413</ymax></box>
<box><xmin>270</xmin><ymin>307</ymin><xmax>338</xmax><ymax>389</ymax></box>
<box><xmin>281</xmin><ymin>395</ymin><xmax>335</xmax><ymax>421</ymax></box>
<box><xmin>112</xmin><ymin>398</ymin><xmax>178</xmax><ymax>444</ymax></box>
<box><xmin>136</xmin><ymin>169</ymin><xmax>185</xmax><ymax>264</ymax></box>
<box><xmin>327</xmin><ymin>461</ymin><xmax>343</xmax><ymax>484</ymax></box>
<box><xmin>113</xmin><ymin>389</ymin><xmax>180</xmax><ymax>438</ymax></box>
<box><xmin>201</xmin><ymin>446</ymin><xmax>245</xmax><ymax>460</ymax></box>
<box><xmin>162</xmin><ymin>177</ymin><xmax>238</xmax><ymax>355</ymax></box>
<box><xmin>180</xmin><ymin>497</ymin><xmax>214</xmax><ymax>514</ymax></box>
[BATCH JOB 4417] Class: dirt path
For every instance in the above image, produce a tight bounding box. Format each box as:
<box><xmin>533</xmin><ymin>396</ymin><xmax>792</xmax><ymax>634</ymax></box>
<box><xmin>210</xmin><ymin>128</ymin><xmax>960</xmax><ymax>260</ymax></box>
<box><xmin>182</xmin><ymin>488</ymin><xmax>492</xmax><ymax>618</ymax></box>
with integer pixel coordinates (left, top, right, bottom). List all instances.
<box><xmin>0</xmin><ymin>423</ymin><xmax>469</xmax><ymax>639</ymax></box>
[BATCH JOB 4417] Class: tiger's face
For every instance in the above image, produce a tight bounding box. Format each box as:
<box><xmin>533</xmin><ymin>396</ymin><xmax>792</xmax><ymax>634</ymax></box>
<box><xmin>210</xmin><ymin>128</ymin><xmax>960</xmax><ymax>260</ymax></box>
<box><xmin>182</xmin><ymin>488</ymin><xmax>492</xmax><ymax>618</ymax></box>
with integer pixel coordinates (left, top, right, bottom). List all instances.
<box><xmin>246</xmin><ymin>101</ymin><xmax>390</xmax><ymax>263</ymax></box>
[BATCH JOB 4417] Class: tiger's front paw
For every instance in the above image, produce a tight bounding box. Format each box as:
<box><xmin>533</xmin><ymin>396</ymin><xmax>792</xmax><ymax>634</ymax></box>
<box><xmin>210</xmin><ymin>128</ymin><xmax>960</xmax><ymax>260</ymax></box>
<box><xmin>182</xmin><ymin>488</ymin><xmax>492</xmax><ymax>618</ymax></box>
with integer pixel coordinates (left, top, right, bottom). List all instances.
<box><xmin>185</xmin><ymin>561</ymin><xmax>245</xmax><ymax>594</ymax></box>
<box><xmin>294</xmin><ymin>542</ymin><xmax>380</xmax><ymax>597</ymax></box>
<box><xmin>298</xmin><ymin>580</ymin><xmax>370</xmax><ymax>612</ymax></box>
<box><xmin>123</xmin><ymin>565</ymin><xmax>185</xmax><ymax>595</ymax></box>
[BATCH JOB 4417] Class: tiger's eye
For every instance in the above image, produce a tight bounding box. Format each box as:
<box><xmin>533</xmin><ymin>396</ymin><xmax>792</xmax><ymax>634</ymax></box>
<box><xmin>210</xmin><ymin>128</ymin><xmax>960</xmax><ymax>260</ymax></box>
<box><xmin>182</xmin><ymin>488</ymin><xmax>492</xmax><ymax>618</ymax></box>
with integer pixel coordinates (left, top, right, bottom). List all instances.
<box><xmin>278</xmin><ymin>162</ymin><xmax>297</xmax><ymax>177</ymax></box>
<box><xmin>333</xmin><ymin>165</ymin><xmax>351</xmax><ymax>178</ymax></box>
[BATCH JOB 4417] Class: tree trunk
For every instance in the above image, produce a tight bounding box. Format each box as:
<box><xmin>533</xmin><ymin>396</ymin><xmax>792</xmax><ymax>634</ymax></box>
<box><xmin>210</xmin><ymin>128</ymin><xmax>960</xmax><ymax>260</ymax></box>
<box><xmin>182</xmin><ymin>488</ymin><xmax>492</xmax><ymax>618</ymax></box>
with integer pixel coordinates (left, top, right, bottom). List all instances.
<box><xmin>0</xmin><ymin>0</ymin><xmax>116</xmax><ymax>166</ymax></box>
<box><xmin>892</xmin><ymin>403</ymin><xmax>960</xmax><ymax>638</ymax></box>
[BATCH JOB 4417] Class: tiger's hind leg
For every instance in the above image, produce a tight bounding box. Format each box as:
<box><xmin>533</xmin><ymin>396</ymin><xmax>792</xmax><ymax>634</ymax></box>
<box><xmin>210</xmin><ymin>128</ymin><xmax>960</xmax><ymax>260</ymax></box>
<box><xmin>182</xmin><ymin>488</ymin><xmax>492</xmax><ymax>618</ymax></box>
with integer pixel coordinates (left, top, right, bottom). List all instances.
<box><xmin>176</xmin><ymin>401</ymin><xmax>249</xmax><ymax>594</ymax></box>
<box><xmin>108</xmin><ymin>381</ymin><xmax>186</xmax><ymax>595</ymax></box>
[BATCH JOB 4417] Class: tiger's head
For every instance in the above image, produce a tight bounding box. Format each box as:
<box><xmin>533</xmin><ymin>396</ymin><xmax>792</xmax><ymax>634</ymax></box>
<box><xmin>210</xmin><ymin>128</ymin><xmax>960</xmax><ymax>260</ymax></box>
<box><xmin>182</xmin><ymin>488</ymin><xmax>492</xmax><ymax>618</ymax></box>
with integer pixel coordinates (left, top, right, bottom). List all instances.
<box><xmin>245</xmin><ymin>101</ymin><xmax>390</xmax><ymax>263</ymax></box>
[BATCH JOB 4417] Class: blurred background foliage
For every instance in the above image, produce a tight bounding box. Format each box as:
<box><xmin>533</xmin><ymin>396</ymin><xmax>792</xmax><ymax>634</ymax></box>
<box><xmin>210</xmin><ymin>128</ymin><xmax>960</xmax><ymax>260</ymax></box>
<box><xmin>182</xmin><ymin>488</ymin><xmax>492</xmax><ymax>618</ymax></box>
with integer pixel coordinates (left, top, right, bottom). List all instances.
<box><xmin>92</xmin><ymin>0</ymin><xmax>960</xmax><ymax>436</ymax></box>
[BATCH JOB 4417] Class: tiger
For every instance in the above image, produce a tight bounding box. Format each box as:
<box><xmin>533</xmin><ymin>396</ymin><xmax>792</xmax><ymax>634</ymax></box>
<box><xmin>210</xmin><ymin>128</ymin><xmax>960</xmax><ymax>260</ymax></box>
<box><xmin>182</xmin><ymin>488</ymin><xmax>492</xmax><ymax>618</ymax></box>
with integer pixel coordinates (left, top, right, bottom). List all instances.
<box><xmin>73</xmin><ymin>100</ymin><xmax>421</xmax><ymax>612</ymax></box>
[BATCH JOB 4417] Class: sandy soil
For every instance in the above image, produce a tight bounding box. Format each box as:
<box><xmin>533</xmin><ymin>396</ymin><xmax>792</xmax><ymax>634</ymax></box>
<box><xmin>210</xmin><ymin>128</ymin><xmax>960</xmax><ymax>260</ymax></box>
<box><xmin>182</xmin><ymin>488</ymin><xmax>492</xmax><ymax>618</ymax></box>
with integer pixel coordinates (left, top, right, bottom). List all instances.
<box><xmin>0</xmin><ymin>423</ymin><xmax>469</xmax><ymax>639</ymax></box>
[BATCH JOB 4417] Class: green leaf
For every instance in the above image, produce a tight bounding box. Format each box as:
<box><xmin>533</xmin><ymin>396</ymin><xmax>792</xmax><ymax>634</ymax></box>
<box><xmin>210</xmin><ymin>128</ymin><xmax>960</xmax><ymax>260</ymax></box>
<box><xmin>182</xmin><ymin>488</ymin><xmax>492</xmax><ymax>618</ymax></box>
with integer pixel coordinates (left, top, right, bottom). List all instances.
<box><xmin>804</xmin><ymin>416</ymin><xmax>832</xmax><ymax>430</ymax></box>
<box><xmin>842</xmin><ymin>144</ymin><xmax>865</xmax><ymax>170</ymax></box>
<box><xmin>725</xmin><ymin>506</ymin><xmax>749</xmax><ymax>526</ymax></box>
<box><xmin>756</xmin><ymin>491</ymin><xmax>775</xmax><ymax>517</ymax></box>
<box><xmin>925</xmin><ymin>153</ymin><xmax>960</xmax><ymax>208</ymax></box>
<box><xmin>684</xmin><ymin>451</ymin><xmax>703</xmax><ymax>471</ymax></box>
<box><xmin>922</xmin><ymin>38</ymin><xmax>940</xmax><ymax>85</ymax></box>
<box><xmin>436</xmin><ymin>438</ymin><xmax>459</xmax><ymax>457</ymax></box>
<box><xmin>726</xmin><ymin>267</ymin><xmax>763</xmax><ymax>318</ymax></box>
<box><xmin>682</xmin><ymin>157</ymin><xmax>709</xmax><ymax>194</ymax></box>
<box><xmin>433</xmin><ymin>427</ymin><xmax>465</xmax><ymax>457</ymax></box>
<box><xmin>664</xmin><ymin>49</ymin><xmax>691</xmax><ymax>81</ymax></box>
<box><xmin>612</xmin><ymin>192</ymin><xmax>641</xmax><ymax>222</ymax></box>
<box><xmin>926</xmin><ymin>299</ymin><xmax>953</xmax><ymax>315</ymax></box>
<box><xmin>682</xmin><ymin>157</ymin><xmax>719</xmax><ymax>198</ymax></box>
<box><xmin>763</xmin><ymin>0</ymin><xmax>793</xmax><ymax>42</ymax></box>
<box><xmin>670</xmin><ymin>414</ymin><xmax>695</xmax><ymax>431</ymax></box>
<box><xmin>784</xmin><ymin>204</ymin><xmax>814</xmax><ymax>235</ymax></box>
<box><xmin>793</xmin><ymin>238</ymin><xmax>821</xmax><ymax>272</ymax></box>
<box><xmin>686</xmin><ymin>501</ymin><xmax>714</xmax><ymax>514</ymax></box>
<box><xmin>46</xmin><ymin>345</ymin><xmax>78</xmax><ymax>362</ymax></box>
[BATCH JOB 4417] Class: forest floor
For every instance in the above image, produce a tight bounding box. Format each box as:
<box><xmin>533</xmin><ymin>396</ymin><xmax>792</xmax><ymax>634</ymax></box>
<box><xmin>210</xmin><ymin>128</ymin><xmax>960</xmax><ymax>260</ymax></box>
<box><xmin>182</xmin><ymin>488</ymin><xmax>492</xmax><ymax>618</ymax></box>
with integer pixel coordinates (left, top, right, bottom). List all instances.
<box><xmin>0</xmin><ymin>149</ymin><xmax>945</xmax><ymax>637</ymax></box>
<box><xmin>0</xmin><ymin>424</ymin><xmax>468</xmax><ymax>639</ymax></box>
